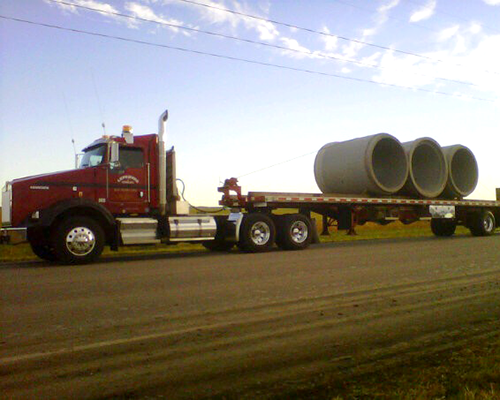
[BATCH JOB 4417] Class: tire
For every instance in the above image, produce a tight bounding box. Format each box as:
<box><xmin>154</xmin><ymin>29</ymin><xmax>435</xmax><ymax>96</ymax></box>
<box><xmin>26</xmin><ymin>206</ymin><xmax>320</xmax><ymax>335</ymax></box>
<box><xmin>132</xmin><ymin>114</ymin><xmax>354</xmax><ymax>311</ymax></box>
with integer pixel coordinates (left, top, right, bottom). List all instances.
<box><xmin>202</xmin><ymin>240</ymin><xmax>234</xmax><ymax>252</ymax></box>
<box><xmin>237</xmin><ymin>213</ymin><xmax>276</xmax><ymax>253</ymax></box>
<box><xmin>28</xmin><ymin>227</ymin><xmax>57</xmax><ymax>262</ymax></box>
<box><xmin>52</xmin><ymin>217</ymin><xmax>105</xmax><ymax>264</ymax></box>
<box><xmin>276</xmin><ymin>214</ymin><xmax>313</xmax><ymax>251</ymax></box>
<box><xmin>469</xmin><ymin>211</ymin><xmax>496</xmax><ymax>237</ymax></box>
<box><xmin>30</xmin><ymin>241</ymin><xmax>57</xmax><ymax>262</ymax></box>
<box><xmin>431</xmin><ymin>218</ymin><xmax>457</xmax><ymax>237</ymax></box>
<box><xmin>202</xmin><ymin>216</ymin><xmax>234</xmax><ymax>252</ymax></box>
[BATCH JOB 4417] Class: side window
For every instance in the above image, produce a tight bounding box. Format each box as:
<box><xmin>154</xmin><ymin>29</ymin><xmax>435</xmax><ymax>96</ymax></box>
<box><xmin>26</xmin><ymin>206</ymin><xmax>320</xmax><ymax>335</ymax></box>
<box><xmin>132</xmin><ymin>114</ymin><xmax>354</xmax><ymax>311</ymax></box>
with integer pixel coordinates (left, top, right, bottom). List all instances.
<box><xmin>119</xmin><ymin>147</ymin><xmax>144</xmax><ymax>169</ymax></box>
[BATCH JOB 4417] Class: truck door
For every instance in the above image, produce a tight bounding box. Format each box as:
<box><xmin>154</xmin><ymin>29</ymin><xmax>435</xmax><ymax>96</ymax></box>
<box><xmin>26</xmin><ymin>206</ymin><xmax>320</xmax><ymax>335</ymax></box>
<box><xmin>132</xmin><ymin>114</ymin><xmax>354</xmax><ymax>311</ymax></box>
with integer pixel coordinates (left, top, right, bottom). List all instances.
<box><xmin>107</xmin><ymin>145</ymin><xmax>149</xmax><ymax>214</ymax></box>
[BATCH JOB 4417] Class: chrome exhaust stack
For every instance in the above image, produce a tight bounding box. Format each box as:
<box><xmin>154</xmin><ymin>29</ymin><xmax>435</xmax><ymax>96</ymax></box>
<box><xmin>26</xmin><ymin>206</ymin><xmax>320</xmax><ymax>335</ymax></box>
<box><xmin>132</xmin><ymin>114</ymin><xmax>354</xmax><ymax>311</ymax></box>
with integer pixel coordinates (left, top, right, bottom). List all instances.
<box><xmin>158</xmin><ymin>110</ymin><xmax>169</xmax><ymax>216</ymax></box>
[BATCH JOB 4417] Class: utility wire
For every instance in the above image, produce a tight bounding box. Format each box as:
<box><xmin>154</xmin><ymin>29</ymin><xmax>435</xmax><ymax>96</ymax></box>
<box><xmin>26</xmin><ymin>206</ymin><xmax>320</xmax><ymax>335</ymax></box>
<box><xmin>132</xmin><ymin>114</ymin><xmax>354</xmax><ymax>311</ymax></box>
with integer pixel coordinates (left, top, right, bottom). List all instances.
<box><xmin>0</xmin><ymin>15</ymin><xmax>496</xmax><ymax>103</ymax></box>
<box><xmin>176</xmin><ymin>0</ymin><xmax>500</xmax><ymax>76</ymax></box>
<box><xmin>238</xmin><ymin>151</ymin><xmax>317</xmax><ymax>179</ymax></box>
<box><xmin>45</xmin><ymin>0</ymin><xmax>479</xmax><ymax>88</ymax></box>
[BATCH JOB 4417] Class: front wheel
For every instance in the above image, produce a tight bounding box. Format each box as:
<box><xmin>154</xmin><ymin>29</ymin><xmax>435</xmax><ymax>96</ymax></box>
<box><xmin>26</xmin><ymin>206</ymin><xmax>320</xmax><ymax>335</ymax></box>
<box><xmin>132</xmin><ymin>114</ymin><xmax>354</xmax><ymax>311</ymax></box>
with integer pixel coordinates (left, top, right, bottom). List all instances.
<box><xmin>30</xmin><ymin>241</ymin><xmax>57</xmax><ymax>262</ymax></box>
<box><xmin>52</xmin><ymin>217</ymin><xmax>105</xmax><ymax>264</ymax></box>
<box><xmin>238</xmin><ymin>213</ymin><xmax>276</xmax><ymax>253</ymax></box>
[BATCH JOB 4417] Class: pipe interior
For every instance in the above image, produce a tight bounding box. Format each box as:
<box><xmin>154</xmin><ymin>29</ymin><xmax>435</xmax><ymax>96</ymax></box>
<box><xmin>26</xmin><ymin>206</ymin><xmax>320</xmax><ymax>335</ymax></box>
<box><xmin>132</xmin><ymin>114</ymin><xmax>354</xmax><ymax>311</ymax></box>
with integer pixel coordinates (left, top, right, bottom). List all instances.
<box><xmin>451</xmin><ymin>149</ymin><xmax>478</xmax><ymax>194</ymax></box>
<box><xmin>412</xmin><ymin>144</ymin><xmax>446</xmax><ymax>193</ymax></box>
<box><xmin>372</xmin><ymin>138</ymin><xmax>407</xmax><ymax>191</ymax></box>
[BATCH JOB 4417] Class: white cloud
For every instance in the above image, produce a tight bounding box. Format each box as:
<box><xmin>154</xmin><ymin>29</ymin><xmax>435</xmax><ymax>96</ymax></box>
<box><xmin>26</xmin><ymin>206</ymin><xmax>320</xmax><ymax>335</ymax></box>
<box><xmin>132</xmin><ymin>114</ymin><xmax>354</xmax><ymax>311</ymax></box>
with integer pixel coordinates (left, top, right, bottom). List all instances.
<box><xmin>468</xmin><ymin>22</ymin><xmax>482</xmax><ymax>34</ymax></box>
<box><xmin>279</xmin><ymin>37</ymin><xmax>318</xmax><ymax>59</ymax></box>
<box><xmin>320</xmin><ymin>26</ymin><xmax>338</xmax><ymax>52</ymax></box>
<box><xmin>125</xmin><ymin>2</ymin><xmax>188</xmax><ymax>34</ymax></box>
<box><xmin>437</xmin><ymin>25</ymin><xmax>460</xmax><ymax>41</ymax></box>
<box><xmin>45</xmin><ymin>0</ymin><xmax>118</xmax><ymax>15</ymax></box>
<box><xmin>176</xmin><ymin>0</ymin><xmax>279</xmax><ymax>41</ymax></box>
<box><xmin>409</xmin><ymin>0</ymin><xmax>436</xmax><ymax>23</ymax></box>
<box><xmin>483</xmin><ymin>0</ymin><xmax>500</xmax><ymax>5</ymax></box>
<box><xmin>372</xmin><ymin>31</ymin><xmax>500</xmax><ymax>100</ymax></box>
<box><xmin>337</xmin><ymin>0</ymin><xmax>400</xmax><ymax>61</ymax></box>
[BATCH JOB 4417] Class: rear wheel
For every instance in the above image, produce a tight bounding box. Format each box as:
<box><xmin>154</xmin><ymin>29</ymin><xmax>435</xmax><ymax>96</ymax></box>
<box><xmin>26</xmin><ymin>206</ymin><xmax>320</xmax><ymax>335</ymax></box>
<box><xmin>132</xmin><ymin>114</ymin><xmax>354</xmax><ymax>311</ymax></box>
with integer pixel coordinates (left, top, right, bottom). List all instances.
<box><xmin>469</xmin><ymin>211</ymin><xmax>496</xmax><ymax>237</ymax></box>
<box><xmin>276</xmin><ymin>214</ymin><xmax>313</xmax><ymax>250</ymax></box>
<box><xmin>238</xmin><ymin>213</ymin><xmax>276</xmax><ymax>253</ymax></box>
<box><xmin>52</xmin><ymin>217</ymin><xmax>105</xmax><ymax>264</ymax></box>
<box><xmin>431</xmin><ymin>218</ymin><xmax>457</xmax><ymax>237</ymax></box>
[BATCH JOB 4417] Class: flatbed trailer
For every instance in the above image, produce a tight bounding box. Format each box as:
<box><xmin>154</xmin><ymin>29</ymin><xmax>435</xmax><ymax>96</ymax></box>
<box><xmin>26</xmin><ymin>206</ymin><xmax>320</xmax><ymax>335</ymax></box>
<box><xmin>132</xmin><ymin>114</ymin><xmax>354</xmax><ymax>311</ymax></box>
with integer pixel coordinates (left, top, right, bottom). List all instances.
<box><xmin>218</xmin><ymin>178</ymin><xmax>500</xmax><ymax>241</ymax></box>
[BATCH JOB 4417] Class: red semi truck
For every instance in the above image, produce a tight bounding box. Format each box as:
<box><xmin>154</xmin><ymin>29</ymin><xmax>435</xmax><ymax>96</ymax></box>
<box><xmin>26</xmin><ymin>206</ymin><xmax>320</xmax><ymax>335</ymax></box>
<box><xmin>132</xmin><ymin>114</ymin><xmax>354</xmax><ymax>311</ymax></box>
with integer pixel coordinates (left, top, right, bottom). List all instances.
<box><xmin>1</xmin><ymin>110</ymin><xmax>499</xmax><ymax>264</ymax></box>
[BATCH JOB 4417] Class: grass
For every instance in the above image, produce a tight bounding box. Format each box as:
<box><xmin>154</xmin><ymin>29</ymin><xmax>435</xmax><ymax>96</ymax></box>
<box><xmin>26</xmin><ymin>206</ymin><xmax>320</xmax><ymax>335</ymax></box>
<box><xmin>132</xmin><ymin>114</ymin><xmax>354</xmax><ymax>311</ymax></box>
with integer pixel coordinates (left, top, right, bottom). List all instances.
<box><xmin>302</xmin><ymin>334</ymin><xmax>500</xmax><ymax>400</ymax></box>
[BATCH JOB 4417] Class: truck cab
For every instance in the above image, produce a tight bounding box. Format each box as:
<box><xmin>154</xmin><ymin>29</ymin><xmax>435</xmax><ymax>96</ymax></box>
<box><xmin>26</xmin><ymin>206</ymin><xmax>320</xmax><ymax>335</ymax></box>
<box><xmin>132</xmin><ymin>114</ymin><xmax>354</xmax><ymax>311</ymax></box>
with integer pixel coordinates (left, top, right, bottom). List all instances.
<box><xmin>1</xmin><ymin>111</ymin><xmax>219</xmax><ymax>264</ymax></box>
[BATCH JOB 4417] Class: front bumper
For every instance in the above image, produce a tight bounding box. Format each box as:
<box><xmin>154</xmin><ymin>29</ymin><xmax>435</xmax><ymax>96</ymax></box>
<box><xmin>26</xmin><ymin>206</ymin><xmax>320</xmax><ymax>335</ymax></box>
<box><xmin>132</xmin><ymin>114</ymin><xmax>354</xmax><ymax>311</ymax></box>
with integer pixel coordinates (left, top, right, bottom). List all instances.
<box><xmin>0</xmin><ymin>227</ymin><xmax>28</xmax><ymax>245</ymax></box>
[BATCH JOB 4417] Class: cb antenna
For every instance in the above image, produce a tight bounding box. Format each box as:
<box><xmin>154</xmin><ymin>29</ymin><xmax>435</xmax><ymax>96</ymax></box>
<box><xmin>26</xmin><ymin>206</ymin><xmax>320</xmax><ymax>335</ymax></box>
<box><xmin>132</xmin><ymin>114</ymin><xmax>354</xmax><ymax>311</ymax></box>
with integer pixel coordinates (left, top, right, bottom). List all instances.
<box><xmin>71</xmin><ymin>138</ymin><xmax>79</xmax><ymax>168</ymax></box>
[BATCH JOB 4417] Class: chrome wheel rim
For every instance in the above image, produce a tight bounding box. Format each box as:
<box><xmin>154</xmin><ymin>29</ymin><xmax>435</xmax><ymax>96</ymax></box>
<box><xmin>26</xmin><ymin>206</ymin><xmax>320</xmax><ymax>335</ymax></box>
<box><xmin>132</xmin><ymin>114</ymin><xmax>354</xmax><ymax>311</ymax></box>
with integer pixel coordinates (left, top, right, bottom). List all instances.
<box><xmin>66</xmin><ymin>226</ymin><xmax>96</xmax><ymax>256</ymax></box>
<box><xmin>484</xmin><ymin>215</ymin><xmax>494</xmax><ymax>232</ymax></box>
<box><xmin>250</xmin><ymin>222</ymin><xmax>271</xmax><ymax>245</ymax></box>
<box><xmin>290</xmin><ymin>221</ymin><xmax>308</xmax><ymax>244</ymax></box>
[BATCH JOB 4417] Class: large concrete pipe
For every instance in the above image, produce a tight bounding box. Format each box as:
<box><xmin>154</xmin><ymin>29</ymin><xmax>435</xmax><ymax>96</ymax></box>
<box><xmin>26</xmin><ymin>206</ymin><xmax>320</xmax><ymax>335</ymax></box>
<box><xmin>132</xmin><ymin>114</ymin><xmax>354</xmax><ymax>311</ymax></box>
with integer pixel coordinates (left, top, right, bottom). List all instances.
<box><xmin>400</xmin><ymin>137</ymin><xmax>448</xmax><ymax>198</ymax></box>
<box><xmin>314</xmin><ymin>133</ymin><xmax>408</xmax><ymax>195</ymax></box>
<box><xmin>441</xmin><ymin>145</ymin><xmax>478</xmax><ymax>199</ymax></box>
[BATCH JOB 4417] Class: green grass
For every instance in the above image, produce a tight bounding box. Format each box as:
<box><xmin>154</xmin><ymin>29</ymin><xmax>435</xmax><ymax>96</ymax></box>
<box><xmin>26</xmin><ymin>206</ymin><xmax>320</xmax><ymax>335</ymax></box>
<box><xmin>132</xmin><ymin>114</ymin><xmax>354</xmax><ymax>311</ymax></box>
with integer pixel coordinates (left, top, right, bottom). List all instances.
<box><xmin>303</xmin><ymin>334</ymin><xmax>500</xmax><ymax>400</ymax></box>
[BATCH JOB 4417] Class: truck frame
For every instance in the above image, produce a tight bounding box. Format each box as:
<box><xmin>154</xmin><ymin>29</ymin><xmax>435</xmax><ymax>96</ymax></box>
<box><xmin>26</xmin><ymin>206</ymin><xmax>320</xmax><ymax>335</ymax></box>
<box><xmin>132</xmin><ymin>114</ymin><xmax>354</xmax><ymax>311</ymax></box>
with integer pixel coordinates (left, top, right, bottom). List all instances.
<box><xmin>1</xmin><ymin>110</ymin><xmax>499</xmax><ymax>264</ymax></box>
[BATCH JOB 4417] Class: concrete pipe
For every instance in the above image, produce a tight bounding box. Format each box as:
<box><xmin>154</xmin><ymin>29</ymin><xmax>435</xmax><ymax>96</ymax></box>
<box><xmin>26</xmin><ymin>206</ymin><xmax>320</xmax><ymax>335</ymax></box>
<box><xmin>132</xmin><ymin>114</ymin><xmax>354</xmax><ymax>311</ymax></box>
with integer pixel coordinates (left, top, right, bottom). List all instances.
<box><xmin>400</xmin><ymin>137</ymin><xmax>448</xmax><ymax>198</ymax></box>
<box><xmin>441</xmin><ymin>145</ymin><xmax>478</xmax><ymax>199</ymax></box>
<box><xmin>314</xmin><ymin>133</ymin><xmax>408</xmax><ymax>195</ymax></box>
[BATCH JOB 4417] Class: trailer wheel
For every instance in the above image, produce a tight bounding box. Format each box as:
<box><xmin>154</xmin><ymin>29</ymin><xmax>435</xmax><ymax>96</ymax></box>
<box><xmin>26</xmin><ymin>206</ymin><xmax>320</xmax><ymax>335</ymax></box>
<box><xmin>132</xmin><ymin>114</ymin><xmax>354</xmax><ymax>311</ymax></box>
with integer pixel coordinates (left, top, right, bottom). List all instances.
<box><xmin>431</xmin><ymin>218</ymin><xmax>457</xmax><ymax>237</ymax></box>
<box><xmin>238</xmin><ymin>213</ymin><xmax>276</xmax><ymax>253</ymax></box>
<box><xmin>276</xmin><ymin>214</ymin><xmax>312</xmax><ymax>251</ymax></box>
<box><xmin>52</xmin><ymin>217</ymin><xmax>105</xmax><ymax>264</ymax></box>
<box><xmin>30</xmin><ymin>242</ymin><xmax>57</xmax><ymax>262</ymax></box>
<box><xmin>469</xmin><ymin>211</ymin><xmax>496</xmax><ymax>237</ymax></box>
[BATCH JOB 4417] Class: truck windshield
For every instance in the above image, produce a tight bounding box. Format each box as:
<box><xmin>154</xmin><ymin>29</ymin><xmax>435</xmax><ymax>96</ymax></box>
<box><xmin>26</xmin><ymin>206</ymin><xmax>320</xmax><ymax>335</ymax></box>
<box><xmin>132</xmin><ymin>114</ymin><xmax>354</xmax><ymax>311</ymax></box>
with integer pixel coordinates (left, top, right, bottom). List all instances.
<box><xmin>80</xmin><ymin>145</ymin><xmax>106</xmax><ymax>168</ymax></box>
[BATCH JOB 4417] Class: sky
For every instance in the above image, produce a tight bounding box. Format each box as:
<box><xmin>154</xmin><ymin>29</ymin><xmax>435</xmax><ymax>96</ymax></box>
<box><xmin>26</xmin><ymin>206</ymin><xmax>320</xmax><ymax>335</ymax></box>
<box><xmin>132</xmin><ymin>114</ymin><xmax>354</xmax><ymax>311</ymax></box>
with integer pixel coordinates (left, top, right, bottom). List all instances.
<box><xmin>1</xmin><ymin>0</ymin><xmax>499</xmax><ymax>206</ymax></box>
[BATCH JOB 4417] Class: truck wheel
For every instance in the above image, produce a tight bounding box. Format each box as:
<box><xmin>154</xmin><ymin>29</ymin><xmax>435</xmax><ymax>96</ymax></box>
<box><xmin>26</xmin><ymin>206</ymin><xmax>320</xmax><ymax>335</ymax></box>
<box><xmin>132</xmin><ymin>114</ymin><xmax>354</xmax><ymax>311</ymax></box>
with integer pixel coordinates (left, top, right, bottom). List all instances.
<box><xmin>202</xmin><ymin>216</ymin><xmax>234</xmax><ymax>252</ymax></box>
<box><xmin>202</xmin><ymin>240</ymin><xmax>234</xmax><ymax>252</ymax></box>
<box><xmin>52</xmin><ymin>217</ymin><xmax>105</xmax><ymax>264</ymax></box>
<box><xmin>276</xmin><ymin>214</ymin><xmax>312</xmax><ymax>250</ymax></box>
<box><xmin>238</xmin><ymin>213</ymin><xmax>276</xmax><ymax>253</ymax></box>
<box><xmin>431</xmin><ymin>218</ymin><xmax>457</xmax><ymax>237</ymax></box>
<box><xmin>469</xmin><ymin>211</ymin><xmax>496</xmax><ymax>237</ymax></box>
<box><xmin>30</xmin><ymin>242</ymin><xmax>57</xmax><ymax>262</ymax></box>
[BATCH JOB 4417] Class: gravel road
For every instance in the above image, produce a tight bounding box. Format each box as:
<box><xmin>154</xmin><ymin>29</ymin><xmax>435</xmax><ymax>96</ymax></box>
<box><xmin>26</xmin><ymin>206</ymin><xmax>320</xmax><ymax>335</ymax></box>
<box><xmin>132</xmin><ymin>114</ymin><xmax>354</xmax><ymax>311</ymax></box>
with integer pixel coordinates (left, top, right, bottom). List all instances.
<box><xmin>1</xmin><ymin>235</ymin><xmax>500</xmax><ymax>399</ymax></box>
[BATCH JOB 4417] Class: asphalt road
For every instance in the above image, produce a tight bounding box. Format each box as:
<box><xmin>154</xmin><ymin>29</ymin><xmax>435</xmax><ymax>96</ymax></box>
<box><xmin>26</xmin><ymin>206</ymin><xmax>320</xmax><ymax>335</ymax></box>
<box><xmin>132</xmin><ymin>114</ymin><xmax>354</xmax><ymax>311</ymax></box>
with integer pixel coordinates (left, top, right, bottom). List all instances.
<box><xmin>1</xmin><ymin>234</ymin><xmax>500</xmax><ymax>399</ymax></box>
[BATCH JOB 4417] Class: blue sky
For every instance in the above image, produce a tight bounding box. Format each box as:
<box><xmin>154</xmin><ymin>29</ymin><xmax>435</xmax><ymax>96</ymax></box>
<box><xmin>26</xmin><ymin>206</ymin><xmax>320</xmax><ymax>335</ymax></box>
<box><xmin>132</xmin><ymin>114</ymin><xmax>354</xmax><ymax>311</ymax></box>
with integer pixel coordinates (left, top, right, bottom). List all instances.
<box><xmin>1</xmin><ymin>0</ymin><xmax>499</xmax><ymax>205</ymax></box>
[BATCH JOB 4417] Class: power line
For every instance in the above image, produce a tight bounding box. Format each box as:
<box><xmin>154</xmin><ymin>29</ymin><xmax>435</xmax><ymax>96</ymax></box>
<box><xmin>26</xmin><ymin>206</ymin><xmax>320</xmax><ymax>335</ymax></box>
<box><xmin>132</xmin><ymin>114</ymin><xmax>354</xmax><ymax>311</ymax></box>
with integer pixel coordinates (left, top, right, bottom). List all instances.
<box><xmin>176</xmin><ymin>0</ymin><xmax>500</xmax><ymax>76</ymax></box>
<box><xmin>45</xmin><ymin>0</ymin><xmax>479</xmax><ymax>89</ymax></box>
<box><xmin>0</xmin><ymin>15</ymin><xmax>496</xmax><ymax>103</ymax></box>
<box><xmin>237</xmin><ymin>151</ymin><xmax>317</xmax><ymax>179</ymax></box>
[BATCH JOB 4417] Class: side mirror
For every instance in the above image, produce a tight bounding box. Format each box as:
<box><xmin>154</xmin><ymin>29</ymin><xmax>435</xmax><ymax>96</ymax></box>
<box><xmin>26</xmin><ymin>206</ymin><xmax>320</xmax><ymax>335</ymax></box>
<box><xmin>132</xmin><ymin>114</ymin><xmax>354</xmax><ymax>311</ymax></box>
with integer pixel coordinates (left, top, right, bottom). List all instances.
<box><xmin>110</xmin><ymin>142</ymin><xmax>120</xmax><ymax>167</ymax></box>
